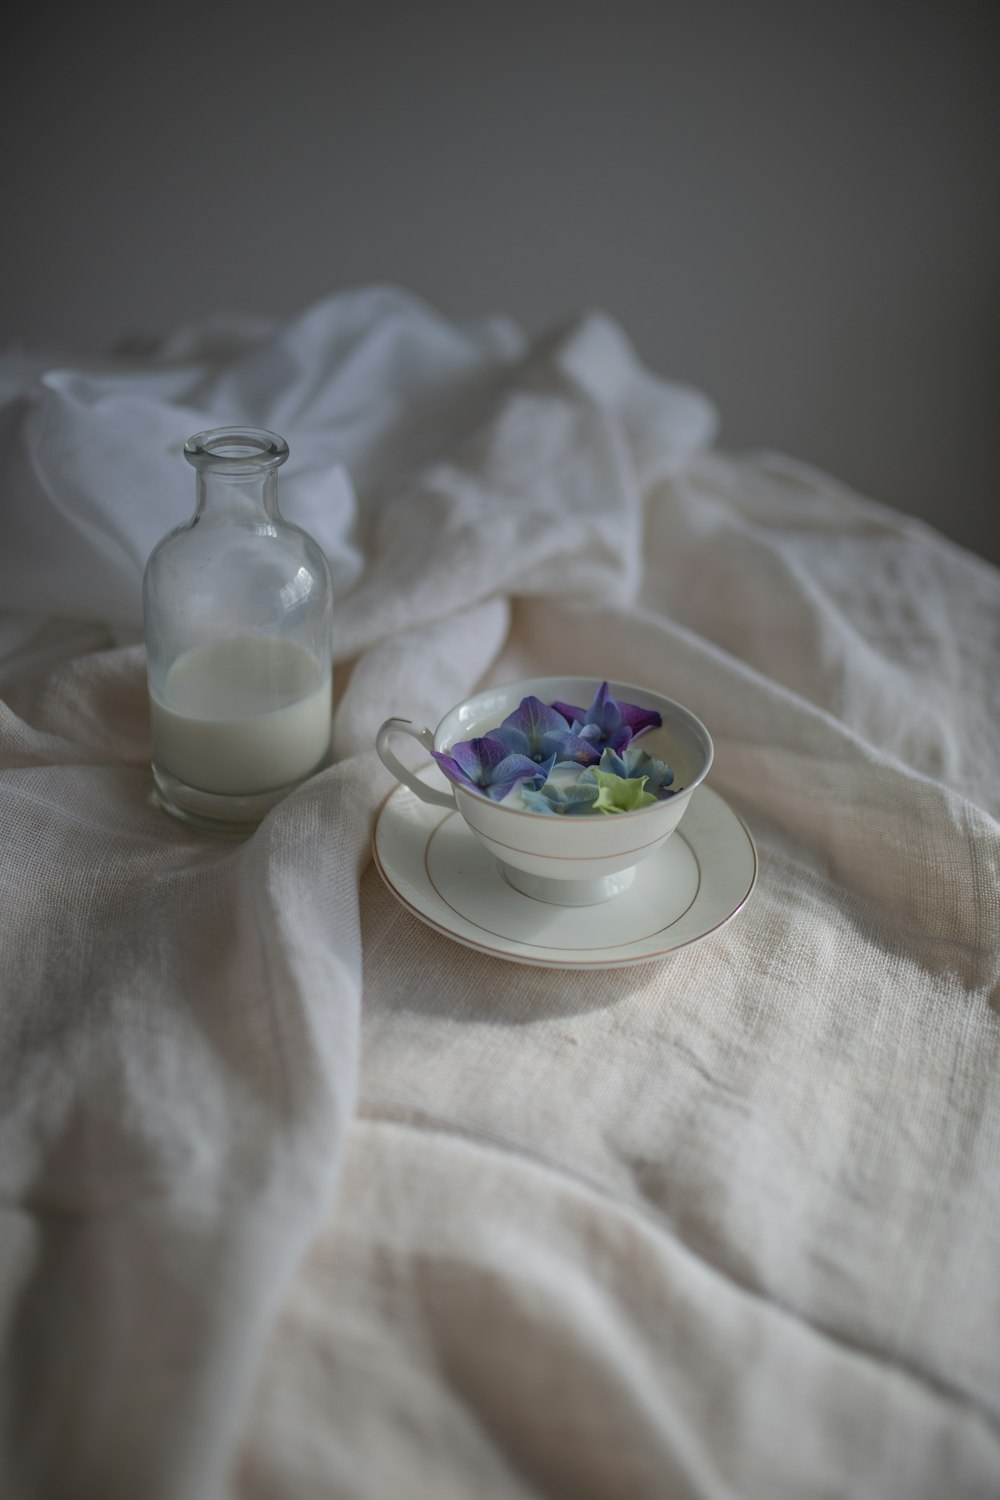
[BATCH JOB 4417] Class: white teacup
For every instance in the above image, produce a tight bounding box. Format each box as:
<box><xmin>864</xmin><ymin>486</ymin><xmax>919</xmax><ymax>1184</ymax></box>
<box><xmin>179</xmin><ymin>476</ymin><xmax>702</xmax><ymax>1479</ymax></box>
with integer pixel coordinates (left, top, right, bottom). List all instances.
<box><xmin>376</xmin><ymin>677</ymin><xmax>714</xmax><ymax>907</ymax></box>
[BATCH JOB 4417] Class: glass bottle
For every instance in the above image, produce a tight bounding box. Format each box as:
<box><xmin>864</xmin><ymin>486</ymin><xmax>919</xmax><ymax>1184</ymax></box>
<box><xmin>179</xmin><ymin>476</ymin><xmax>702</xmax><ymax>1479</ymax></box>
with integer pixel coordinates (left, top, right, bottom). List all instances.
<box><xmin>143</xmin><ymin>426</ymin><xmax>333</xmax><ymax>833</ymax></box>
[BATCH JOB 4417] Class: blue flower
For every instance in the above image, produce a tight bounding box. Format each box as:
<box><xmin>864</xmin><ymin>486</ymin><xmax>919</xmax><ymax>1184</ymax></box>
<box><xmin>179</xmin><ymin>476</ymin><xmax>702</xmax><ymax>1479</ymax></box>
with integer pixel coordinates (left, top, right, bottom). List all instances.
<box><xmin>599</xmin><ymin>745</ymin><xmax>677</xmax><ymax>798</ymax></box>
<box><xmin>551</xmin><ymin>681</ymin><xmax>661</xmax><ymax>755</ymax></box>
<box><xmin>492</xmin><ymin>695</ymin><xmax>601</xmax><ymax>767</ymax></box>
<box><xmin>520</xmin><ymin>778</ymin><xmax>601</xmax><ymax>815</ymax></box>
<box><xmin>432</xmin><ymin>735</ymin><xmax>554</xmax><ymax>802</ymax></box>
<box><xmin>430</xmin><ymin>684</ymin><xmax>670</xmax><ymax>811</ymax></box>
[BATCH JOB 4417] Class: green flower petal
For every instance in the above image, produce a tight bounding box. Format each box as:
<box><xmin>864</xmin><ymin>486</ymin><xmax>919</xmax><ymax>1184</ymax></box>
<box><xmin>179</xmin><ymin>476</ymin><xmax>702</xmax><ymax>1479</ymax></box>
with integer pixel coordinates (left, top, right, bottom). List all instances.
<box><xmin>588</xmin><ymin>769</ymin><xmax>658</xmax><ymax>814</ymax></box>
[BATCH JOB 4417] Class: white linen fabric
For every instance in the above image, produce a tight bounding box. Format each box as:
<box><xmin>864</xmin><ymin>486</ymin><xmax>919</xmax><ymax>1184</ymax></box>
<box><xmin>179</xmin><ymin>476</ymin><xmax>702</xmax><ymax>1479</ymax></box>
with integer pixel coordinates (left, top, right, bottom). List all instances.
<box><xmin>0</xmin><ymin>289</ymin><xmax>998</xmax><ymax>1500</ymax></box>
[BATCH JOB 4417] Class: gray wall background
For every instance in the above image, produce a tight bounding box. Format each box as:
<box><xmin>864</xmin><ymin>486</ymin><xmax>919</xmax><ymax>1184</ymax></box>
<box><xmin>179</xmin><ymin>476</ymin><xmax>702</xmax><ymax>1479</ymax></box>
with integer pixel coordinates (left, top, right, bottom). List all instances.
<box><xmin>4</xmin><ymin>1</ymin><xmax>998</xmax><ymax>563</ymax></box>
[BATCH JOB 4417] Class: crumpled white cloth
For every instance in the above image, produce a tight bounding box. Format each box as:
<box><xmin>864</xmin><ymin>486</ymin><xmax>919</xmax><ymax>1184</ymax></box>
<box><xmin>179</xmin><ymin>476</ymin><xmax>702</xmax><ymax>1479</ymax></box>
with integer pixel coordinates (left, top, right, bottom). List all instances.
<box><xmin>1</xmin><ymin>288</ymin><xmax>998</xmax><ymax>1500</ymax></box>
<box><xmin>0</xmin><ymin>287</ymin><xmax>524</xmax><ymax>629</ymax></box>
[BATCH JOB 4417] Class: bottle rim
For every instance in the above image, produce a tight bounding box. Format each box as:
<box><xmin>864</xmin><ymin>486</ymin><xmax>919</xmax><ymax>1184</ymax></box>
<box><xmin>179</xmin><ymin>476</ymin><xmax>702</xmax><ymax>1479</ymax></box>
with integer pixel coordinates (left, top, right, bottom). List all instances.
<box><xmin>184</xmin><ymin>426</ymin><xmax>289</xmax><ymax>474</ymax></box>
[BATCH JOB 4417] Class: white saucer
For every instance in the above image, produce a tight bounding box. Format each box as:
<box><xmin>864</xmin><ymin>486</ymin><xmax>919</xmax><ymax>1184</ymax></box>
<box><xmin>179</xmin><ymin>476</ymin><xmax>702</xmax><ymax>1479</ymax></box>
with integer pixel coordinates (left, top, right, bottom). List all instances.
<box><xmin>372</xmin><ymin>766</ymin><xmax>757</xmax><ymax>969</ymax></box>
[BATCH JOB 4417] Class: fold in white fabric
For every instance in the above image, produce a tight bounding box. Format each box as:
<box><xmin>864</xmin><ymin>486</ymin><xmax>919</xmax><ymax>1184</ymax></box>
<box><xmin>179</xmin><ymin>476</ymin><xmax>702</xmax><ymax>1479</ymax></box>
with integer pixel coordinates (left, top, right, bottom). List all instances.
<box><xmin>0</xmin><ymin>289</ymin><xmax>998</xmax><ymax>1500</ymax></box>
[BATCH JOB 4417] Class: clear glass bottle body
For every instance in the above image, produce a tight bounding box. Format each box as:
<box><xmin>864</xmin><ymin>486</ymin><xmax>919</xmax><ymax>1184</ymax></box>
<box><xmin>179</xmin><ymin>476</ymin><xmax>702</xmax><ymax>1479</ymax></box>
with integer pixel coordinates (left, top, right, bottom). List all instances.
<box><xmin>143</xmin><ymin>427</ymin><xmax>333</xmax><ymax>833</ymax></box>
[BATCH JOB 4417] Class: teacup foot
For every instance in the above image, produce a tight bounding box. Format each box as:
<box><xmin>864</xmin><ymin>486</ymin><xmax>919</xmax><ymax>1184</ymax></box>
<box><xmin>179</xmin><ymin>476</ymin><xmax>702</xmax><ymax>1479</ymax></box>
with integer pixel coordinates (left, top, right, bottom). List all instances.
<box><xmin>497</xmin><ymin>861</ymin><xmax>636</xmax><ymax>906</ymax></box>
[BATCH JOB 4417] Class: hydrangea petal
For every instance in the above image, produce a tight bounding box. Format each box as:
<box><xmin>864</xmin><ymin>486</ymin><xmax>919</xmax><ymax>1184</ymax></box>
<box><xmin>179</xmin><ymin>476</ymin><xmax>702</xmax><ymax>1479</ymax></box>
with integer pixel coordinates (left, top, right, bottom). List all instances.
<box><xmin>600</xmin><ymin>745</ymin><xmax>676</xmax><ymax>796</ymax></box>
<box><xmin>617</xmin><ymin>703</ymin><xmax>663</xmax><ymax>738</ymax></box>
<box><xmin>520</xmin><ymin>775</ymin><xmax>600</xmax><ymax>815</ymax></box>
<box><xmin>491</xmin><ymin>724</ymin><xmax>531</xmax><ymax>758</ymax></box>
<box><xmin>501</xmin><ymin>695</ymin><xmax>570</xmax><ymax>744</ymax></box>
<box><xmin>520</xmin><ymin>787</ymin><xmax>558</xmax><ymax>814</ymax></box>
<box><xmin>585</xmin><ymin>767</ymin><xmax>658</xmax><ymax>814</ymax></box>
<box><xmin>561</xmin><ymin>781</ymin><xmax>600</xmax><ymax>811</ymax></box>
<box><xmin>607</xmin><ymin>725</ymin><xmax>633</xmax><ymax>755</ymax></box>
<box><xmin>600</xmin><ymin>747</ymin><xmax>628</xmax><ymax>779</ymax></box>
<box><xmin>449</xmin><ymin>735</ymin><xmax>512</xmax><ymax>782</ymax></box>
<box><xmin>553</xmin><ymin>683</ymin><xmax>662</xmax><ymax>745</ymax></box>
<box><xmin>485</xmin><ymin>751</ymin><xmax>555</xmax><ymax>801</ymax></box>
<box><xmin>430</xmin><ymin>751</ymin><xmax>481</xmax><ymax>795</ymax></box>
<box><xmin>551</xmin><ymin>698</ymin><xmax>587</xmax><ymax>728</ymax></box>
<box><xmin>552</xmin><ymin>684</ymin><xmax>630</xmax><ymax>754</ymax></box>
<box><xmin>587</xmin><ymin>681</ymin><xmax>620</xmax><ymax>736</ymax></box>
<box><xmin>548</xmin><ymin>730</ymin><xmax>602</xmax><ymax>766</ymax></box>
<box><xmin>434</xmin><ymin>735</ymin><xmax>551</xmax><ymax>801</ymax></box>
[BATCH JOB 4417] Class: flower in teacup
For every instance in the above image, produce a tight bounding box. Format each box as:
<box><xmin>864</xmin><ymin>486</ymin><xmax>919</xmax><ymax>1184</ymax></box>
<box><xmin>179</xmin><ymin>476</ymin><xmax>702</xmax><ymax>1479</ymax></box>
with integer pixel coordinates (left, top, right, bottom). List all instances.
<box><xmin>520</xmin><ymin>778</ymin><xmax>601</xmax><ymax>816</ymax></box>
<box><xmin>493</xmin><ymin>695</ymin><xmax>601</xmax><ymax>767</ymax></box>
<box><xmin>599</xmin><ymin>745</ymin><xmax>678</xmax><ymax>798</ymax></box>
<box><xmin>432</xmin><ymin>735</ymin><xmax>554</xmax><ymax>802</ymax></box>
<box><xmin>577</xmin><ymin>767</ymin><xmax>658</xmax><ymax>814</ymax></box>
<box><xmin>551</xmin><ymin>681</ymin><xmax>662</xmax><ymax>754</ymax></box>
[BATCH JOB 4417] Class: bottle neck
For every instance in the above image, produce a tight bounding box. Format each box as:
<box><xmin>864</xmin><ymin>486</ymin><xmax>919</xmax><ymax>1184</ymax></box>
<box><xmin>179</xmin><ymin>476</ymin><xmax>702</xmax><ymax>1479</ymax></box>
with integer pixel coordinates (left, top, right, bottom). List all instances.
<box><xmin>184</xmin><ymin>426</ymin><xmax>290</xmax><ymax>527</ymax></box>
<box><xmin>194</xmin><ymin>468</ymin><xmax>281</xmax><ymax>523</ymax></box>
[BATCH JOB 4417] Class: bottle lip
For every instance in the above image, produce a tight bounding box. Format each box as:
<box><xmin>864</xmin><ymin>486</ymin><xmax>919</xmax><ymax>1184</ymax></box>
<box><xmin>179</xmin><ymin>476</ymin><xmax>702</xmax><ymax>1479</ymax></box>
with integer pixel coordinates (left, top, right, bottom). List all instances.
<box><xmin>184</xmin><ymin>426</ymin><xmax>289</xmax><ymax>474</ymax></box>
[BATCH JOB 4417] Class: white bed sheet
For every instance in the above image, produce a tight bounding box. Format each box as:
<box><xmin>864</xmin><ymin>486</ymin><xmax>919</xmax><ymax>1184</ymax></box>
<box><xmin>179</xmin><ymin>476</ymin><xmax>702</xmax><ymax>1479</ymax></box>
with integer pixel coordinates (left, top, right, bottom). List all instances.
<box><xmin>1</xmin><ymin>288</ymin><xmax>998</xmax><ymax>1500</ymax></box>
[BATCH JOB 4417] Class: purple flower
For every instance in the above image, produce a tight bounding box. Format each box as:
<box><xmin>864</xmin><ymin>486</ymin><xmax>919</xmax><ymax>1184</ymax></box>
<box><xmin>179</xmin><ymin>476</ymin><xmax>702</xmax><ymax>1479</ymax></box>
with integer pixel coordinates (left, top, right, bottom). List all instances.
<box><xmin>432</xmin><ymin>735</ymin><xmax>554</xmax><ymax>802</ymax></box>
<box><xmin>492</xmin><ymin>695</ymin><xmax>601</xmax><ymax>768</ymax></box>
<box><xmin>551</xmin><ymin>682</ymin><xmax>662</xmax><ymax>754</ymax></box>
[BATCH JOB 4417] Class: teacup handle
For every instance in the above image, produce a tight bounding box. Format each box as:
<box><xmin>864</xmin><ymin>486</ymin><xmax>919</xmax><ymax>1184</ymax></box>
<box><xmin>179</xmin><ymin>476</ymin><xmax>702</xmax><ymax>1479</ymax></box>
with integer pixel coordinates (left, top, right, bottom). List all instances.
<box><xmin>376</xmin><ymin>718</ymin><xmax>456</xmax><ymax>809</ymax></box>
